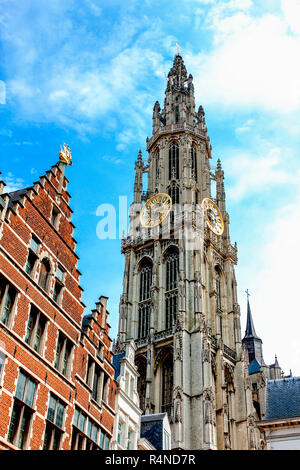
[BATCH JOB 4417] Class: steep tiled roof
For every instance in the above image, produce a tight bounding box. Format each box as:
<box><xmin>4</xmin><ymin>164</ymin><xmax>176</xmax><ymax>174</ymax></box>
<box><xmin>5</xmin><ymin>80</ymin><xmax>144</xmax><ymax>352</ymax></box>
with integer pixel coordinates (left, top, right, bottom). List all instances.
<box><xmin>244</xmin><ymin>300</ymin><xmax>259</xmax><ymax>339</ymax></box>
<box><xmin>265</xmin><ymin>377</ymin><xmax>300</xmax><ymax>420</ymax></box>
<box><xmin>248</xmin><ymin>358</ymin><xmax>261</xmax><ymax>375</ymax></box>
<box><xmin>4</xmin><ymin>188</ymin><xmax>30</xmax><ymax>210</ymax></box>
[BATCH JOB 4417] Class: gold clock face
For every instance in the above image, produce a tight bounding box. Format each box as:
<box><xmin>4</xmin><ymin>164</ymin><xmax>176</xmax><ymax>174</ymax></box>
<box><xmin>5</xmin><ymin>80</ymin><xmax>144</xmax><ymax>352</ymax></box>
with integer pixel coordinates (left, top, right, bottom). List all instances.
<box><xmin>140</xmin><ymin>193</ymin><xmax>172</xmax><ymax>228</ymax></box>
<box><xmin>201</xmin><ymin>198</ymin><xmax>224</xmax><ymax>236</ymax></box>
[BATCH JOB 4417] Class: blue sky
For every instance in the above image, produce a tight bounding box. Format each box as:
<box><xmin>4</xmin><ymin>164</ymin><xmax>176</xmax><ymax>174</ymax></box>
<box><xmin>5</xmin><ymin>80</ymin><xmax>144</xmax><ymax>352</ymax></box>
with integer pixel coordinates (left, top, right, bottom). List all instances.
<box><xmin>1</xmin><ymin>0</ymin><xmax>300</xmax><ymax>374</ymax></box>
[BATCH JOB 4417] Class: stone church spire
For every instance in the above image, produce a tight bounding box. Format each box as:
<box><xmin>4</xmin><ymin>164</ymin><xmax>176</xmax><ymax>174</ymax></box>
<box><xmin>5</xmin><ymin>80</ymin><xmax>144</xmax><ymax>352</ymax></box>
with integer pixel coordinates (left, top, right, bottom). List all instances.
<box><xmin>162</xmin><ymin>54</ymin><xmax>196</xmax><ymax>127</ymax></box>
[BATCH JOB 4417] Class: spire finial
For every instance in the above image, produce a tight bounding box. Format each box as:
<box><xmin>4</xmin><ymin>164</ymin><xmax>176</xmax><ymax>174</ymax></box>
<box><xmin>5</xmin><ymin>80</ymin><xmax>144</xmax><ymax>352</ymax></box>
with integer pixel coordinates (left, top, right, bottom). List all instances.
<box><xmin>176</xmin><ymin>43</ymin><xmax>181</xmax><ymax>56</ymax></box>
<box><xmin>245</xmin><ymin>289</ymin><xmax>250</xmax><ymax>301</ymax></box>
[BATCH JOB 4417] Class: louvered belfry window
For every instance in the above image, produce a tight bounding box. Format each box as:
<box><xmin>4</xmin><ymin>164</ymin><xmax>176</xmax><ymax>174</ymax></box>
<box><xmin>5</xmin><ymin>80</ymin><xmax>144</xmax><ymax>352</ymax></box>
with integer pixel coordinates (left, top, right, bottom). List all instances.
<box><xmin>191</xmin><ymin>145</ymin><xmax>197</xmax><ymax>180</ymax></box>
<box><xmin>138</xmin><ymin>261</ymin><xmax>152</xmax><ymax>339</ymax></box>
<box><xmin>165</xmin><ymin>252</ymin><xmax>179</xmax><ymax>329</ymax></box>
<box><xmin>169</xmin><ymin>143</ymin><xmax>179</xmax><ymax>180</ymax></box>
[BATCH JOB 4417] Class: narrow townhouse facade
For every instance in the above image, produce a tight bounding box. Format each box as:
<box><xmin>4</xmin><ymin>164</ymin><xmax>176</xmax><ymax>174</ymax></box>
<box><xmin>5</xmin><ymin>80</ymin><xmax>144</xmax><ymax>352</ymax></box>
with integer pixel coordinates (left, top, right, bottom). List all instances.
<box><xmin>0</xmin><ymin>145</ymin><xmax>115</xmax><ymax>450</ymax></box>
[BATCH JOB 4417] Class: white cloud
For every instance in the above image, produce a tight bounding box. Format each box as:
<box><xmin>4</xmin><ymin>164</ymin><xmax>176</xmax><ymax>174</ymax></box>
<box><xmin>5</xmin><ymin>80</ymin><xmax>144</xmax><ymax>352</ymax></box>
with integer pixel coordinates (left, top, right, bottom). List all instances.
<box><xmin>239</xmin><ymin>190</ymin><xmax>300</xmax><ymax>375</ymax></box>
<box><xmin>0</xmin><ymin>81</ymin><xmax>6</xmax><ymax>104</ymax></box>
<box><xmin>281</xmin><ymin>0</ymin><xmax>300</xmax><ymax>34</ymax></box>
<box><xmin>2</xmin><ymin>172</ymin><xmax>25</xmax><ymax>193</ymax></box>
<box><xmin>226</xmin><ymin>147</ymin><xmax>298</xmax><ymax>201</ymax></box>
<box><xmin>85</xmin><ymin>0</ymin><xmax>102</xmax><ymax>17</ymax></box>
<box><xmin>102</xmin><ymin>155</ymin><xmax>124</xmax><ymax>165</ymax></box>
<box><xmin>235</xmin><ymin>118</ymin><xmax>254</xmax><ymax>133</ymax></box>
<box><xmin>188</xmin><ymin>7</ymin><xmax>300</xmax><ymax>113</ymax></box>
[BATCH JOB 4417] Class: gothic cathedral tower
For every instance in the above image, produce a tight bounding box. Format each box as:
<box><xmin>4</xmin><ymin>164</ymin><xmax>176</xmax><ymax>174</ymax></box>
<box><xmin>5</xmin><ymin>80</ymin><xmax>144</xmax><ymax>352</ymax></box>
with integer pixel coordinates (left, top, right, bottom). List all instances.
<box><xmin>117</xmin><ymin>53</ymin><xmax>259</xmax><ymax>450</ymax></box>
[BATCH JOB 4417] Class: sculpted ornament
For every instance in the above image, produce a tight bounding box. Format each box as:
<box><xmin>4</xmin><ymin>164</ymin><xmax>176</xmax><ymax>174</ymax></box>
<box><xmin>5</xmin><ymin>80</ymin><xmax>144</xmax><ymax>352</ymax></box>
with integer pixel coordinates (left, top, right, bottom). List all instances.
<box><xmin>59</xmin><ymin>142</ymin><xmax>72</xmax><ymax>165</ymax></box>
<box><xmin>199</xmin><ymin>313</ymin><xmax>208</xmax><ymax>335</ymax></box>
<box><xmin>203</xmin><ymin>387</ymin><xmax>216</xmax><ymax>426</ymax></box>
<box><xmin>211</xmin><ymin>354</ymin><xmax>216</xmax><ymax>376</ymax></box>
<box><xmin>249</xmin><ymin>426</ymin><xmax>257</xmax><ymax>450</ymax></box>
<box><xmin>224</xmin><ymin>362</ymin><xmax>234</xmax><ymax>384</ymax></box>
<box><xmin>247</xmin><ymin>415</ymin><xmax>256</xmax><ymax>427</ymax></box>
<box><xmin>225</xmin><ymin>435</ymin><xmax>231</xmax><ymax>450</ymax></box>
<box><xmin>173</xmin><ymin>386</ymin><xmax>183</xmax><ymax>423</ymax></box>
<box><xmin>202</xmin><ymin>338</ymin><xmax>211</xmax><ymax>363</ymax></box>
<box><xmin>113</xmin><ymin>338</ymin><xmax>124</xmax><ymax>354</ymax></box>
<box><xmin>174</xmin><ymin>332</ymin><xmax>183</xmax><ymax>361</ymax></box>
<box><xmin>146</xmin><ymin>345</ymin><xmax>152</xmax><ymax>365</ymax></box>
<box><xmin>175</xmin><ymin>311</ymin><xmax>184</xmax><ymax>332</ymax></box>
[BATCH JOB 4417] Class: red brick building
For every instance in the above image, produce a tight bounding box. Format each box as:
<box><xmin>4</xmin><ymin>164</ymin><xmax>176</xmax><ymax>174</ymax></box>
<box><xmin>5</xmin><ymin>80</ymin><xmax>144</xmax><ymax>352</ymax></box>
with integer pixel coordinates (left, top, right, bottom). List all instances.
<box><xmin>0</xmin><ymin>151</ymin><xmax>116</xmax><ymax>450</ymax></box>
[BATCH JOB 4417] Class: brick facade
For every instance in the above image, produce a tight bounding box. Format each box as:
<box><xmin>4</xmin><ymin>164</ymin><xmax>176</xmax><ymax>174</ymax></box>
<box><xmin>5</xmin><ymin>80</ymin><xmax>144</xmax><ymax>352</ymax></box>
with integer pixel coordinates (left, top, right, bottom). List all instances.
<box><xmin>0</xmin><ymin>159</ymin><xmax>115</xmax><ymax>450</ymax></box>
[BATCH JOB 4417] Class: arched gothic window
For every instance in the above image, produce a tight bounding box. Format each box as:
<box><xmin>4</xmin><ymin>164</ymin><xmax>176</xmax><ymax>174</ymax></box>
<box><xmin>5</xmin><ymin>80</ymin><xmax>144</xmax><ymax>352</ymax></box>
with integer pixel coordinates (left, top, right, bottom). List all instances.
<box><xmin>138</xmin><ymin>260</ymin><xmax>152</xmax><ymax>338</ymax></box>
<box><xmin>168</xmin><ymin>183</ymin><xmax>179</xmax><ymax>205</ymax></box>
<box><xmin>155</xmin><ymin>150</ymin><xmax>159</xmax><ymax>181</ymax></box>
<box><xmin>139</xmin><ymin>262</ymin><xmax>152</xmax><ymax>302</ymax></box>
<box><xmin>169</xmin><ymin>143</ymin><xmax>179</xmax><ymax>180</ymax></box>
<box><xmin>175</xmin><ymin>105</ymin><xmax>180</xmax><ymax>123</ymax></box>
<box><xmin>215</xmin><ymin>267</ymin><xmax>223</xmax><ymax>338</ymax></box>
<box><xmin>191</xmin><ymin>145</ymin><xmax>197</xmax><ymax>180</ymax></box>
<box><xmin>165</xmin><ymin>251</ymin><xmax>179</xmax><ymax>329</ymax></box>
<box><xmin>166</xmin><ymin>252</ymin><xmax>179</xmax><ymax>292</ymax></box>
<box><xmin>38</xmin><ymin>259</ymin><xmax>50</xmax><ymax>291</ymax></box>
<box><xmin>161</xmin><ymin>353</ymin><xmax>173</xmax><ymax>418</ymax></box>
<box><xmin>215</xmin><ymin>267</ymin><xmax>222</xmax><ymax>310</ymax></box>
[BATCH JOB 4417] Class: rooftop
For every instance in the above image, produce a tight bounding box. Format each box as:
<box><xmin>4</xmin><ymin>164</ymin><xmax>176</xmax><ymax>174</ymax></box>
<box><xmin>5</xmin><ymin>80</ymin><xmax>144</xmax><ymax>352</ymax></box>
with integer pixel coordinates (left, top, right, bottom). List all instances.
<box><xmin>265</xmin><ymin>376</ymin><xmax>300</xmax><ymax>420</ymax></box>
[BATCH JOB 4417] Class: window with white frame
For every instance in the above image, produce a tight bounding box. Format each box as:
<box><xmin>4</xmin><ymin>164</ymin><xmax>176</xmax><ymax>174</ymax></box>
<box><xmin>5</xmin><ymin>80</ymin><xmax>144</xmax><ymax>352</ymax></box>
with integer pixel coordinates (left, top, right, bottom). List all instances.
<box><xmin>25</xmin><ymin>236</ymin><xmax>40</xmax><ymax>277</ymax></box>
<box><xmin>25</xmin><ymin>305</ymin><xmax>47</xmax><ymax>355</ymax></box>
<box><xmin>0</xmin><ymin>350</ymin><xmax>6</xmax><ymax>381</ymax></box>
<box><xmin>71</xmin><ymin>406</ymin><xmax>111</xmax><ymax>450</ymax></box>
<box><xmin>117</xmin><ymin>421</ymin><xmax>125</xmax><ymax>446</ymax></box>
<box><xmin>53</xmin><ymin>265</ymin><xmax>65</xmax><ymax>304</ymax></box>
<box><xmin>0</xmin><ymin>274</ymin><xmax>17</xmax><ymax>328</ymax></box>
<box><xmin>54</xmin><ymin>332</ymin><xmax>73</xmax><ymax>378</ymax></box>
<box><xmin>43</xmin><ymin>393</ymin><xmax>66</xmax><ymax>450</ymax></box>
<box><xmin>86</xmin><ymin>356</ymin><xmax>110</xmax><ymax>404</ymax></box>
<box><xmin>8</xmin><ymin>370</ymin><xmax>37</xmax><ymax>449</ymax></box>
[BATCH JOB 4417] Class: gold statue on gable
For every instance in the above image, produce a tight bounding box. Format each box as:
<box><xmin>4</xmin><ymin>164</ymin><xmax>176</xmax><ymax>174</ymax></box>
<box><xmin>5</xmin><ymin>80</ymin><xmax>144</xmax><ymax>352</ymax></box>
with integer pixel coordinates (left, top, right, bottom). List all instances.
<box><xmin>59</xmin><ymin>143</ymin><xmax>72</xmax><ymax>165</ymax></box>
